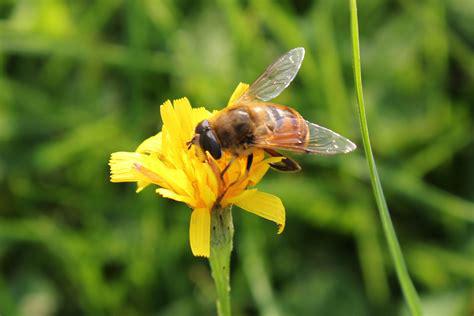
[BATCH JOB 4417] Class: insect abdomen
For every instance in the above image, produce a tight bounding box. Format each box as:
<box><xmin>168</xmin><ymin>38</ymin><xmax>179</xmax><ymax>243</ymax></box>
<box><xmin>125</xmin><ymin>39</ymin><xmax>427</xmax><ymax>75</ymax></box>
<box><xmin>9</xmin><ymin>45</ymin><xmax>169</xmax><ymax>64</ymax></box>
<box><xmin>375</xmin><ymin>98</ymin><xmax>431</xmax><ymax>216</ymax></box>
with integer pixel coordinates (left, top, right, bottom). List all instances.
<box><xmin>253</xmin><ymin>104</ymin><xmax>309</xmax><ymax>147</ymax></box>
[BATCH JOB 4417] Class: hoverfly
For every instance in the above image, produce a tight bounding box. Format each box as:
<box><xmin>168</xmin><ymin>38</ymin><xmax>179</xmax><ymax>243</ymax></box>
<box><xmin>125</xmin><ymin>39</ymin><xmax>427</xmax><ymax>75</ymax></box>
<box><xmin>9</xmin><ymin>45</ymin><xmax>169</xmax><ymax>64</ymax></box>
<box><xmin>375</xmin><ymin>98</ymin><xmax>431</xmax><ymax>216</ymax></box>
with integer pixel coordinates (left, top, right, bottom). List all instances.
<box><xmin>190</xmin><ymin>47</ymin><xmax>356</xmax><ymax>173</ymax></box>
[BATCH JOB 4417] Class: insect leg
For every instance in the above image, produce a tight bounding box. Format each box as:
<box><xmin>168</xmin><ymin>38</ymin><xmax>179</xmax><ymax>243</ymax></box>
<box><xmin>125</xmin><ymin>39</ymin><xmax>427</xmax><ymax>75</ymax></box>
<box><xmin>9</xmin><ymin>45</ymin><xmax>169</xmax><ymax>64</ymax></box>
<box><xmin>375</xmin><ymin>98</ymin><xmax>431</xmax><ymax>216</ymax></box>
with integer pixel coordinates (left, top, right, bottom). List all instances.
<box><xmin>264</xmin><ymin>148</ymin><xmax>301</xmax><ymax>172</ymax></box>
<box><xmin>246</xmin><ymin>153</ymin><xmax>254</xmax><ymax>173</ymax></box>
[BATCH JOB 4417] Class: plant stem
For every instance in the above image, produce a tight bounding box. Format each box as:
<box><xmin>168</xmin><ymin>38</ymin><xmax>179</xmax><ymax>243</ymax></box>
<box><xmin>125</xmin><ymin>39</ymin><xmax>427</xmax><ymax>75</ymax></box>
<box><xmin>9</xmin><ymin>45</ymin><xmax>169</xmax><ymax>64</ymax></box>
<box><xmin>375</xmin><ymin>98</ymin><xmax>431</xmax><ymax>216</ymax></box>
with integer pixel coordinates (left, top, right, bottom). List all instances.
<box><xmin>348</xmin><ymin>1</ymin><xmax>423</xmax><ymax>315</ymax></box>
<box><xmin>209</xmin><ymin>206</ymin><xmax>234</xmax><ymax>316</ymax></box>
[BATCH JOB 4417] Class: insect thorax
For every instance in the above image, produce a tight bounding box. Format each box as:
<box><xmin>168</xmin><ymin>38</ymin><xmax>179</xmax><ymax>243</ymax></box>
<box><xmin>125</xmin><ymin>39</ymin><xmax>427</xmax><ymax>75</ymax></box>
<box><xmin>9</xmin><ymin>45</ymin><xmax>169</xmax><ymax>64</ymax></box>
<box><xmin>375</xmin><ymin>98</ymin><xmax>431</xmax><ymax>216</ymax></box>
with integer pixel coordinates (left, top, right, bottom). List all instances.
<box><xmin>212</xmin><ymin>108</ymin><xmax>255</xmax><ymax>154</ymax></box>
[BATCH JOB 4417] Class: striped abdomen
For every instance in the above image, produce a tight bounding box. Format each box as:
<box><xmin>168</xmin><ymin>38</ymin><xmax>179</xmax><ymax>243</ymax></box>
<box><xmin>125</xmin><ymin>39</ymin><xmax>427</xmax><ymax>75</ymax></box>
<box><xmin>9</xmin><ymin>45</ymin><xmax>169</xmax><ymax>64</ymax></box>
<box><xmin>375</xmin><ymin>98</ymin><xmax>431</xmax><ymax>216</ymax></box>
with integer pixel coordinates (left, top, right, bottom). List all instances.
<box><xmin>247</xmin><ymin>103</ymin><xmax>310</xmax><ymax>151</ymax></box>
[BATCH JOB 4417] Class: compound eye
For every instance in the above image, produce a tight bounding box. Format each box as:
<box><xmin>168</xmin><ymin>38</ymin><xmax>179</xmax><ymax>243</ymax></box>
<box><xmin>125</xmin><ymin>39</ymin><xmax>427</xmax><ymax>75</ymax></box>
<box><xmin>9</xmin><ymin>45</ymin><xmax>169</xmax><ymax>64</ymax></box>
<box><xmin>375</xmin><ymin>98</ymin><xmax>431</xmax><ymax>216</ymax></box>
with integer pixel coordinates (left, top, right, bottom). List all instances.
<box><xmin>195</xmin><ymin>120</ymin><xmax>210</xmax><ymax>134</ymax></box>
<box><xmin>199</xmin><ymin>131</ymin><xmax>222</xmax><ymax>160</ymax></box>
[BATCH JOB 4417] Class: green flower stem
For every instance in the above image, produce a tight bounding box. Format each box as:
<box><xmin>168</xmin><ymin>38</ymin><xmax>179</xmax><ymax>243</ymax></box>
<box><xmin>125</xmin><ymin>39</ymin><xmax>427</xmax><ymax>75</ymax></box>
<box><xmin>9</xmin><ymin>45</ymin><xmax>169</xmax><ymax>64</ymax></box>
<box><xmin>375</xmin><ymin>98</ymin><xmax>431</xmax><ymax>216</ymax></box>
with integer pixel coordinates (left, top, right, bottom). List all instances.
<box><xmin>209</xmin><ymin>206</ymin><xmax>234</xmax><ymax>316</ymax></box>
<box><xmin>349</xmin><ymin>1</ymin><xmax>423</xmax><ymax>315</ymax></box>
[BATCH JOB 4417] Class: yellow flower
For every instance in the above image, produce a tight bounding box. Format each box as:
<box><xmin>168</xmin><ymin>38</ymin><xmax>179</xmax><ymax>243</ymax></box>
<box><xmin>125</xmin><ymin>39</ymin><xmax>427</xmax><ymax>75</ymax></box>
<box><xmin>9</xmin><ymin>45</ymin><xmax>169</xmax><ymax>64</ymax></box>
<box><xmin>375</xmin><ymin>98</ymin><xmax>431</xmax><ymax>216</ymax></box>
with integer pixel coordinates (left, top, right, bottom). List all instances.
<box><xmin>109</xmin><ymin>83</ymin><xmax>285</xmax><ymax>257</ymax></box>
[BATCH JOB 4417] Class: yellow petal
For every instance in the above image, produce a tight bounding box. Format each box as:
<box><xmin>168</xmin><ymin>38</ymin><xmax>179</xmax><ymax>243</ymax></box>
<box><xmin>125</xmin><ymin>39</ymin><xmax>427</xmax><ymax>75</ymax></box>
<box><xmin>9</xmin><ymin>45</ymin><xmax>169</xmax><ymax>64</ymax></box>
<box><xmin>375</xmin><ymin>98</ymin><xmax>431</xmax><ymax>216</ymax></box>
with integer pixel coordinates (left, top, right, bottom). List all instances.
<box><xmin>227</xmin><ymin>82</ymin><xmax>249</xmax><ymax>106</ymax></box>
<box><xmin>222</xmin><ymin>180</ymin><xmax>249</xmax><ymax>202</ymax></box>
<box><xmin>162</xmin><ymin>131</ymin><xmax>183</xmax><ymax>170</ymax></box>
<box><xmin>160</xmin><ymin>100</ymin><xmax>181</xmax><ymax>142</ymax></box>
<box><xmin>228</xmin><ymin>190</ymin><xmax>285</xmax><ymax>234</ymax></box>
<box><xmin>191</xmin><ymin>107</ymin><xmax>212</xmax><ymax>126</ymax></box>
<box><xmin>204</xmin><ymin>162</ymin><xmax>219</xmax><ymax>193</ymax></box>
<box><xmin>248</xmin><ymin>156</ymin><xmax>284</xmax><ymax>185</ymax></box>
<box><xmin>130</xmin><ymin>158</ymin><xmax>193</xmax><ymax>197</ymax></box>
<box><xmin>223</xmin><ymin>158</ymin><xmax>243</xmax><ymax>185</ymax></box>
<box><xmin>202</xmin><ymin>184</ymin><xmax>219</xmax><ymax>207</ymax></box>
<box><xmin>136</xmin><ymin>180</ymin><xmax>150</xmax><ymax>193</ymax></box>
<box><xmin>247</xmin><ymin>163</ymin><xmax>270</xmax><ymax>186</ymax></box>
<box><xmin>156</xmin><ymin>188</ymin><xmax>195</xmax><ymax>207</ymax></box>
<box><xmin>132</xmin><ymin>160</ymin><xmax>168</xmax><ymax>187</ymax></box>
<box><xmin>151</xmin><ymin>164</ymin><xmax>194</xmax><ymax>197</ymax></box>
<box><xmin>173</xmin><ymin>97</ymin><xmax>194</xmax><ymax>138</ymax></box>
<box><xmin>189</xmin><ymin>208</ymin><xmax>211</xmax><ymax>257</ymax></box>
<box><xmin>109</xmin><ymin>152</ymin><xmax>150</xmax><ymax>184</ymax></box>
<box><xmin>136</xmin><ymin>133</ymin><xmax>162</xmax><ymax>154</ymax></box>
<box><xmin>160</xmin><ymin>101</ymin><xmax>185</xmax><ymax>169</ymax></box>
<box><xmin>252</xmin><ymin>149</ymin><xmax>265</xmax><ymax>162</ymax></box>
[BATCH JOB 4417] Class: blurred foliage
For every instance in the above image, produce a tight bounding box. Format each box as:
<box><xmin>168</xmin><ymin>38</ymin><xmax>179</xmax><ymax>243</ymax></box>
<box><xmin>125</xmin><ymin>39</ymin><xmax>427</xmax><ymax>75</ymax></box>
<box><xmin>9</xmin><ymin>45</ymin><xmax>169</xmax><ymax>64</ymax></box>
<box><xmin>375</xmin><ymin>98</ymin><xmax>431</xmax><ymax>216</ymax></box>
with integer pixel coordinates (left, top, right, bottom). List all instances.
<box><xmin>0</xmin><ymin>0</ymin><xmax>473</xmax><ymax>315</ymax></box>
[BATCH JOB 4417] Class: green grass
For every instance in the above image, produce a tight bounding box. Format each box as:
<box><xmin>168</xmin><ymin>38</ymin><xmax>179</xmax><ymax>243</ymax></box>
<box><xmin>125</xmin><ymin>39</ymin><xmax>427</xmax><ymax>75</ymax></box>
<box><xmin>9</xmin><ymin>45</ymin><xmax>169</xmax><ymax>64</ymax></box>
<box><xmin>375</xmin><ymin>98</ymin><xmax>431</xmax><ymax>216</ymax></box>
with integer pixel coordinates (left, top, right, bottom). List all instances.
<box><xmin>349</xmin><ymin>1</ymin><xmax>422</xmax><ymax>314</ymax></box>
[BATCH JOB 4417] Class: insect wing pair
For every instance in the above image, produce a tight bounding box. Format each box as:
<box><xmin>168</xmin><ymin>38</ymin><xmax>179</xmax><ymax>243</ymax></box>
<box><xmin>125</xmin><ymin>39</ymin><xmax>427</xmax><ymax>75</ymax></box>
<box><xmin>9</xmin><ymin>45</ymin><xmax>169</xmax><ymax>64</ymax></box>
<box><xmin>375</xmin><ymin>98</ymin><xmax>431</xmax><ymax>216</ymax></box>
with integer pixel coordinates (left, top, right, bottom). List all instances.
<box><xmin>231</xmin><ymin>48</ymin><xmax>356</xmax><ymax>159</ymax></box>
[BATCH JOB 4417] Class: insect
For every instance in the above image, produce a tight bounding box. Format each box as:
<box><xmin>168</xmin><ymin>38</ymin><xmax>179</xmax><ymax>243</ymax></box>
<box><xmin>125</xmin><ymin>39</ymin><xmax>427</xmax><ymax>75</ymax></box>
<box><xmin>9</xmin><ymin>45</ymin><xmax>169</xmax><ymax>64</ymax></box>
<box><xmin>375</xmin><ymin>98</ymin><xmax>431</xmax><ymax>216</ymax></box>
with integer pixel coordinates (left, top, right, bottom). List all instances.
<box><xmin>189</xmin><ymin>47</ymin><xmax>356</xmax><ymax>173</ymax></box>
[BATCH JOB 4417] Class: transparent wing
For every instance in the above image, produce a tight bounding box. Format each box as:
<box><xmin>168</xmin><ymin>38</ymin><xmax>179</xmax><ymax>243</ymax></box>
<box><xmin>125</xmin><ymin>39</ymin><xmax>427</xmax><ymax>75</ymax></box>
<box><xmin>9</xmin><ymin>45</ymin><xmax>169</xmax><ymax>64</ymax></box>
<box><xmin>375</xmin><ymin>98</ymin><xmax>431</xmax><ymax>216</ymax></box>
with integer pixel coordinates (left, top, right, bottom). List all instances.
<box><xmin>239</xmin><ymin>47</ymin><xmax>305</xmax><ymax>102</ymax></box>
<box><xmin>304</xmin><ymin>121</ymin><xmax>357</xmax><ymax>155</ymax></box>
<box><xmin>253</xmin><ymin>120</ymin><xmax>356</xmax><ymax>155</ymax></box>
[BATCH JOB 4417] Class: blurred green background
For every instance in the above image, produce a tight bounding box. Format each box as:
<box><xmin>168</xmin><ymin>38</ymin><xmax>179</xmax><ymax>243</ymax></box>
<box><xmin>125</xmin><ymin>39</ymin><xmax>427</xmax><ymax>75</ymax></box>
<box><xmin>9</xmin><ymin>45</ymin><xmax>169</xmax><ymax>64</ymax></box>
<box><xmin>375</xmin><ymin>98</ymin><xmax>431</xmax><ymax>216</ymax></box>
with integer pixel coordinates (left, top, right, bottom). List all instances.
<box><xmin>0</xmin><ymin>0</ymin><xmax>473</xmax><ymax>315</ymax></box>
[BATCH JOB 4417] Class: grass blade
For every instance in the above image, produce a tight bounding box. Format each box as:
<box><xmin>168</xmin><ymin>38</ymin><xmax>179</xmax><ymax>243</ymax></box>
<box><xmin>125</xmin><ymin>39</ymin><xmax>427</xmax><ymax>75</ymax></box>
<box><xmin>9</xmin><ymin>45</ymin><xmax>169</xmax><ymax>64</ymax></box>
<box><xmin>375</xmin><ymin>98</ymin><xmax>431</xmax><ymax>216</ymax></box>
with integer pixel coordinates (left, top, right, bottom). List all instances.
<box><xmin>348</xmin><ymin>1</ymin><xmax>423</xmax><ymax>315</ymax></box>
